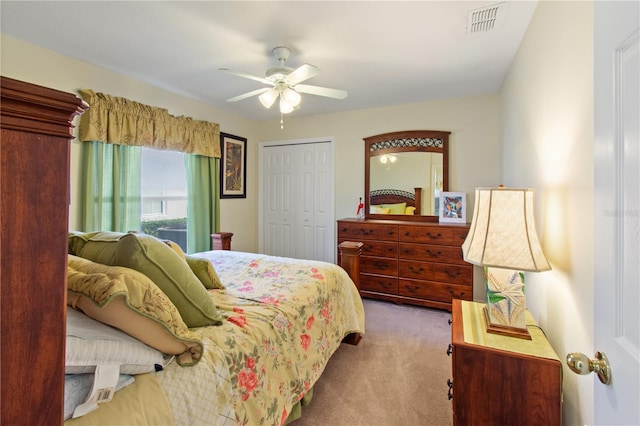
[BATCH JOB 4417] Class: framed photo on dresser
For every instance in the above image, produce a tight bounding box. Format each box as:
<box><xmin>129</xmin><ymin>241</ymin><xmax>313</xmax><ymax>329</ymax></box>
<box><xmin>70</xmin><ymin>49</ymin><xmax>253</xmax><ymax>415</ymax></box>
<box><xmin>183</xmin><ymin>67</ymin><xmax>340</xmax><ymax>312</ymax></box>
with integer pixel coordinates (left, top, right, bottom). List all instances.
<box><xmin>439</xmin><ymin>192</ymin><xmax>466</xmax><ymax>223</ymax></box>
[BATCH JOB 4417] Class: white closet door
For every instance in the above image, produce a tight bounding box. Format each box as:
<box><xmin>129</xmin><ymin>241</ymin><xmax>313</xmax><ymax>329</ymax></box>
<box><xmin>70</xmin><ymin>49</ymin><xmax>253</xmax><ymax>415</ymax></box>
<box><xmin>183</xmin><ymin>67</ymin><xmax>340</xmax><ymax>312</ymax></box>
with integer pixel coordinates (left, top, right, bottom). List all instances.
<box><xmin>299</xmin><ymin>142</ymin><xmax>333</xmax><ymax>262</ymax></box>
<box><xmin>263</xmin><ymin>145</ymin><xmax>294</xmax><ymax>257</ymax></box>
<box><xmin>260</xmin><ymin>139</ymin><xmax>334</xmax><ymax>262</ymax></box>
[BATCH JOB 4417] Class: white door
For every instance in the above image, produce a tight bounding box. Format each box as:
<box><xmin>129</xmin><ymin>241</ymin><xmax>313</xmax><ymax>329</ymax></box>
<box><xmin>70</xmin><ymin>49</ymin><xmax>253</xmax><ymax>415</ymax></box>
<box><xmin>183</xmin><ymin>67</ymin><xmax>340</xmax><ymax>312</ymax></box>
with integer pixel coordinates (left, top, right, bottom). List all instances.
<box><xmin>259</xmin><ymin>139</ymin><xmax>335</xmax><ymax>262</ymax></box>
<box><xmin>594</xmin><ymin>1</ymin><xmax>639</xmax><ymax>423</ymax></box>
<box><xmin>297</xmin><ymin>142</ymin><xmax>334</xmax><ymax>262</ymax></box>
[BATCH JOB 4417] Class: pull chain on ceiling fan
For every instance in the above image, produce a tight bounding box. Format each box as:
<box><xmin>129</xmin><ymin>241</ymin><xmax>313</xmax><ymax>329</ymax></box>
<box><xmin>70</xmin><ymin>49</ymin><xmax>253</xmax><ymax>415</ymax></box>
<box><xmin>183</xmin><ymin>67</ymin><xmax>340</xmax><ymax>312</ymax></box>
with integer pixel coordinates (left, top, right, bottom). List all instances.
<box><xmin>220</xmin><ymin>46</ymin><xmax>347</xmax><ymax>127</ymax></box>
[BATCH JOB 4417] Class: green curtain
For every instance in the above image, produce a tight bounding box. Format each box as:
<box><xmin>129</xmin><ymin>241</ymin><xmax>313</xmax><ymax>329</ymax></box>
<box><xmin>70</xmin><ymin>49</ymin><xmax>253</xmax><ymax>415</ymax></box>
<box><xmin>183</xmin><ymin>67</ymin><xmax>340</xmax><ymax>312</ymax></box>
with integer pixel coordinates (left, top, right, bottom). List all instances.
<box><xmin>184</xmin><ymin>154</ymin><xmax>220</xmax><ymax>253</ymax></box>
<box><xmin>82</xmin><ymin>141</ymin><xmax>142</xmax><ymax>232</ymax></box>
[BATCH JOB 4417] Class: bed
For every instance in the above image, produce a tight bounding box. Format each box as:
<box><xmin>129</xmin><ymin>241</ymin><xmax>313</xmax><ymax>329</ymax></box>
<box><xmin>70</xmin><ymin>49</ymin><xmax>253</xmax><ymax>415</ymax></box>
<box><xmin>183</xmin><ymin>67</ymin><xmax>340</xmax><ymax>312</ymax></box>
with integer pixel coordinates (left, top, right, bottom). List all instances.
<box><xmin>369</xmin><ymin>188</ymin><xmax>421</xmax><ymax>215</ymax></box>
<box><xmin>64</xmin><ymin>231</ymin><xmax>365</xmax><ymax>426</ymax></box>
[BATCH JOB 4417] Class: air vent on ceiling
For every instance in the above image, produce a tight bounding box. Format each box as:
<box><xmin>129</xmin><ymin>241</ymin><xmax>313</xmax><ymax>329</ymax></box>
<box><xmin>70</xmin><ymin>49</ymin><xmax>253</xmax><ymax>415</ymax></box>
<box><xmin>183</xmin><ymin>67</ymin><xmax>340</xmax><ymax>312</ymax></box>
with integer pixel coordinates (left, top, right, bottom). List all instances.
<box><xmin>467</xmin><ymin>2</ymin><xmax>506</xmax><ymax>34</ymax></box>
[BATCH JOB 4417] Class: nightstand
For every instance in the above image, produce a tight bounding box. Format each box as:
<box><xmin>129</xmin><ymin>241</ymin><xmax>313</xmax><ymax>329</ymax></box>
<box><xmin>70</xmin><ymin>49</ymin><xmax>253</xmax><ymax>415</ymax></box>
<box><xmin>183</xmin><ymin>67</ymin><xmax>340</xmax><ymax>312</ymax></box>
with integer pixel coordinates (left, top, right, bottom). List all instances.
<box><xmin>449</xmin><ymin>299</ymin><xmax>562</xmax><ymax>425</ymax></box>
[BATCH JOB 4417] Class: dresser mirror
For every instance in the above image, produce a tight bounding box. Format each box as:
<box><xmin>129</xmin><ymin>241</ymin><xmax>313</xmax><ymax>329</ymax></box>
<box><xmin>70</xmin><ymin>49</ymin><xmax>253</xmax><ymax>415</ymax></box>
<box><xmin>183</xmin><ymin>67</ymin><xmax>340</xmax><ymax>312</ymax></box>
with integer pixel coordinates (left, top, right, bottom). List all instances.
<box><xmin>364</xmin><ymin>130</ymin><xmax>450</xmax><ymax>222</ymax></box>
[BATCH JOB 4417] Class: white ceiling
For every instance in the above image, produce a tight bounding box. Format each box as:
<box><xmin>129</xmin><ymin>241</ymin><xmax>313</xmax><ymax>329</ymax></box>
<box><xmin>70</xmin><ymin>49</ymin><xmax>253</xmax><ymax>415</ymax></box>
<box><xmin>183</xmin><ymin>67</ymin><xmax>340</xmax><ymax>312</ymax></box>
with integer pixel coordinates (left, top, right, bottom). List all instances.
<box><xmin>1</xmin><ymin>1</ymin><xmax>538</xmax><ymax>121</ymax></box>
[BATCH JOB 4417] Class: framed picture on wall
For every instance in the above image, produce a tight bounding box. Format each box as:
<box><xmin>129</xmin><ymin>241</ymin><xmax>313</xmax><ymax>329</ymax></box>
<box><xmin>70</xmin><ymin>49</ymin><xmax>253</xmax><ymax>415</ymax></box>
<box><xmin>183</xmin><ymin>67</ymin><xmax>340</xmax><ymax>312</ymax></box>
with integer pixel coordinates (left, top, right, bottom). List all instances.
<box><xmin>220</xmin><ymin>132</ymin><xmax>247</xmax><ymax>199</ymax></box>
<box><xmin>439</xmin><ymin>191</ymin><xmax>466</xmax><ymax>223</ymax></box>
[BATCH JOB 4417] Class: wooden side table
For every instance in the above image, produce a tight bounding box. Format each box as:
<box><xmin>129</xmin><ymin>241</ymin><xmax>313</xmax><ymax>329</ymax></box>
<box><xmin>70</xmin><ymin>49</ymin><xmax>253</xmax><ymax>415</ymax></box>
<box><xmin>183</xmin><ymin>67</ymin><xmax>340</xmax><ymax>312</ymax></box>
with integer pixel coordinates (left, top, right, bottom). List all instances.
<box><xmin>450</xmin><ymin>299</ymin><xmax>562</xmax><ymax>425</ymax></box>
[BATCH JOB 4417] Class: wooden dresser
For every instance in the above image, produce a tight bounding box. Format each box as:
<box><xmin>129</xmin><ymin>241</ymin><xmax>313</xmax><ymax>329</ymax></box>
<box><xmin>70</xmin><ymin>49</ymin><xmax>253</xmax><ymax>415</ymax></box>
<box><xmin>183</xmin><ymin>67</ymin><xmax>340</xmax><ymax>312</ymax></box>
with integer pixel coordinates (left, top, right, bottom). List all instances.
<box><xmin>337</xmin><ymin>218</ymin><xmax>472</xmax><ymax>311</ymax></box>
<box><xmin>449</xmin><ymin>299</ymin><xmax>562</xmax><ymax>425</ymax></box>
<box><xmin>1</xmin><ymin>77</ymin><xmax>87</xmax><ymax>424</ymax></box>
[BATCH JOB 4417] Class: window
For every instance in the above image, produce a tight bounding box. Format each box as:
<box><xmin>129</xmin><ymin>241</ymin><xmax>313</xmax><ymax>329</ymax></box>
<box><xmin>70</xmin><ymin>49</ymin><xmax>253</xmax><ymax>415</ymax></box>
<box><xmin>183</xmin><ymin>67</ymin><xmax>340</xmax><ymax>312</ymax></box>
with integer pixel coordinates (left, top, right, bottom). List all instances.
<box><xmin>141</xmin><ymin>147</ymin><xmax>188</xmax><ymax>250</ymax></box>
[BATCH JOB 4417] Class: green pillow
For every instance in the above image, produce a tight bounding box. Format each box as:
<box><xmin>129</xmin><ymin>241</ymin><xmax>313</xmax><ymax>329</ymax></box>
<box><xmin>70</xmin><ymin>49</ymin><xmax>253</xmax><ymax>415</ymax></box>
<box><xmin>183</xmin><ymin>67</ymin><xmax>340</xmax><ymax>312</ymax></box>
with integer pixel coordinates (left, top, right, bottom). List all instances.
<box><xmin>67</xmin><ymin>255</ymin><xmax>203</xmax><ymax>366</ymax></box>
<box><xmin>381</xmin><ymin>202</ymin><xmax>407</xmax><ymax>214</ymax></box>
<box><xmin>185</xmin><ymin>255</ymin><xmax>225</xmax><ymax>290</ymax></box>
<box><xmin>68</xmin><ymin>230</ymin><xmax>102</xmax><ymax>255</ymax></box>
<box><xmin>69</xmin><ymin>231</ymin><xmax>222</xmax><ymax>328</ymax></box>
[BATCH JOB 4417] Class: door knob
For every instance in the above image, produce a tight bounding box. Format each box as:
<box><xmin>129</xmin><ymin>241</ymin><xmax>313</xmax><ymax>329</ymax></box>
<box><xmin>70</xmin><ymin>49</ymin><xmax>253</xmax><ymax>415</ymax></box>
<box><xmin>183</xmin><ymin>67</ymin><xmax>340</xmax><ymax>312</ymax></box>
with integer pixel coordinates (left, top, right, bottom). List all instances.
<box><xmin>566</xmin><ymin>351</ymin><xmax>612</xmax><ymax>385</ymax></box>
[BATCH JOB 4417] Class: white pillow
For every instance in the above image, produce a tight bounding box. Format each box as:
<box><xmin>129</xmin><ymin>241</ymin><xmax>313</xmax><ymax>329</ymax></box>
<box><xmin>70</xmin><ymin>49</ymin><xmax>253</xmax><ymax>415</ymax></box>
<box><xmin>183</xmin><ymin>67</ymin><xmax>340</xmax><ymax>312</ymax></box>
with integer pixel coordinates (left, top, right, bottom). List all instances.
<box><xmin>66</xmin><ymin>308</ymin><xmax>170</xmax><ymax>375</ymax></box>
<box><xmin>64</xmin><ymin>374</ymin><xmax>134</xmax><ymax>420</ymax></box>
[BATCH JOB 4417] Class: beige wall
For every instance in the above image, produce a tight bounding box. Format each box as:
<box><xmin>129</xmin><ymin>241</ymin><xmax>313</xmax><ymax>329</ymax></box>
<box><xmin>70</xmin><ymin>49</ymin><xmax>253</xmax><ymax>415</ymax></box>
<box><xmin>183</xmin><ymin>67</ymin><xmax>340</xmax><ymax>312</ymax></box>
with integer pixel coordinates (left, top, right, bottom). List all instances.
<box><xmin>258</xmin><ymin>94</ymin><xmax>501</xmax><ymax>224</ymax></box>
<box><xmin>1</xmin><ymin>34</ymin><xmax>501</xmax><ymax>260</ymax></box>
<box><xmin>500</xmin><ymin>2</ymin><xmax>594</xmax><ymax>424</ymax></box>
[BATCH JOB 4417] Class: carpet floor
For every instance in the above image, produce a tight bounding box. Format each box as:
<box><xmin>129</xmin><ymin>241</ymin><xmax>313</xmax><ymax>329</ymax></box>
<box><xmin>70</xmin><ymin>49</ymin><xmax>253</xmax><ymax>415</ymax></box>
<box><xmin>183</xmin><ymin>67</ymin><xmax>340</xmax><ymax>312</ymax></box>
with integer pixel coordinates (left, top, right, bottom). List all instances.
<box><xmin>293</xmin><ymin>298</ymin><xmax>454</xmax><ymax>426</ymax></box>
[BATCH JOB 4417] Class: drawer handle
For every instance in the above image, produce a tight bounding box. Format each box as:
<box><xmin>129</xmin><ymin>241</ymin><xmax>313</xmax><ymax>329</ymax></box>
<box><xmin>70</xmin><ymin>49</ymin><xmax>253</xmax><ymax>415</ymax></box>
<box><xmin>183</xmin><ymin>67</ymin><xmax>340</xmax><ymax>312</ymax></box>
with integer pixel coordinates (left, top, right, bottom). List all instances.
<box><xmin>379</xmin><ymin>281</ymin><xmax>394</xmax><ymax>289</ymax></box>
<box><xmin>445</xmin><ymin>269</ymin><xmax>461</xmax><ymax>279</ymax></box>
<box><xmin>360</xmin><ymin>229</ymin><xmax>373</xmax><ymax>235</ymax></box>
<box><xmin>427</xmin><ymin>250</ymin><xmax>442</xmax><ymax>258</ymax></box>
<box><xmin>447</xmin><ymin>379</ymin><xmax>453</xmax><ymax>400</ymax></box>
<box><xmin>448</xmin><ymin>318</ymin><xmax>453</xmax><ymax>325</ymax></box>
<box><xmin>427</xmin><ymin>232</ymin><xmax>442</xmax><ymax>239</ymax></box>
<box><xmin>373</xmin><ymin>261</ymin><xmax>388</xmax><ymax>269</ymax></box>
<box><xmin>450</xmin><ymin>290</ymin><xmax>467</xmax><ymax>298</ymax></box>
<box><xmin>386</xmin><ymin>247</ymin><xmax>394</xmax><ymax>252</ymax></box>
<box><xmin>387</xmin><ymin>230</ymin><xmax>395</xmax><ymax>236</ymax></box>
<box><xmin>404</xmin><ymin>231</ymin><xmax>410</xmax><ymax>236</ymax></box>
<box><xmin>403</xmin><ymin>284</ymin><xmax>419</xmax><ymax>293</ymax></box>
<box><xmin>363</xmin><ymin>244</ymin><xmax>374</xmax><ymax>252</ymax></box>
<box><xmin>402</xmin><ymin>248</ymin><xmax>410</xmax><ymax>254</ymax></box>
<box><xmin>447</xmin><ymin>344</ymin><xmax>453</xmax><ymax>356</ymax></box>
<box><xmin>408</xmin><ymin>266</ymin><xmax>424</xmax><ymax>273</ymax></box>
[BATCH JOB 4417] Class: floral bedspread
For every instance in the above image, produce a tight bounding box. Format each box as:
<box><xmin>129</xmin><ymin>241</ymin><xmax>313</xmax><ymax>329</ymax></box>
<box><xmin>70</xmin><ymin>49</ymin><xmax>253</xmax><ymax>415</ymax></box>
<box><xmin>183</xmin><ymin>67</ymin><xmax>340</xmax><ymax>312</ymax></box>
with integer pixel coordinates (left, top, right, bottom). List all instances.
<box><xmin>171</xmin><ymin>250</ymin><xmax>365</xmax><ymax>426</ymax></box>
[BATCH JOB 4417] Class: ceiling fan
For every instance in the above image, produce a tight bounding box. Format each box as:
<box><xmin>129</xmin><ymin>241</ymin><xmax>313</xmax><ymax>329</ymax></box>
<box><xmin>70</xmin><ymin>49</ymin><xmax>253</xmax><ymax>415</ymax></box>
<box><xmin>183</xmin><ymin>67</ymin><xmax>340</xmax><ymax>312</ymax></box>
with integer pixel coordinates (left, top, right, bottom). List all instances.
<box><xmin>220</xmin><ymin>46</ymin><xmax>348</xmax><ymax>115</ymax></box>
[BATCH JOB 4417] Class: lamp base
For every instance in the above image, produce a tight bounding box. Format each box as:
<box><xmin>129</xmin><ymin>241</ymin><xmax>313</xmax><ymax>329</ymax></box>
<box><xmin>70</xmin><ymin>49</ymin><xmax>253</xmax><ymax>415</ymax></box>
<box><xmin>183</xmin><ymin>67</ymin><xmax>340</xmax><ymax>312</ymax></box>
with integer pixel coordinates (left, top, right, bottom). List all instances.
<box><xmin>483</xmin><ymin>306</ymin><xmax>531</xmax><ymax>340</ymax></box>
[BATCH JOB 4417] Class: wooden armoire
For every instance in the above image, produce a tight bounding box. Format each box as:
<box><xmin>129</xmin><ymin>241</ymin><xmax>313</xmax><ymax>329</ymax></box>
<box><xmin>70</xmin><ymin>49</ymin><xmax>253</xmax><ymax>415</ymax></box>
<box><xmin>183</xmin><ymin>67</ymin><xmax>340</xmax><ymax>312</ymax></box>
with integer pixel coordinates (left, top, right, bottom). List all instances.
<box><xmin>1</xmin><ymin>76</ymin><xmax>87</xmax><ymax>425</ymax></box>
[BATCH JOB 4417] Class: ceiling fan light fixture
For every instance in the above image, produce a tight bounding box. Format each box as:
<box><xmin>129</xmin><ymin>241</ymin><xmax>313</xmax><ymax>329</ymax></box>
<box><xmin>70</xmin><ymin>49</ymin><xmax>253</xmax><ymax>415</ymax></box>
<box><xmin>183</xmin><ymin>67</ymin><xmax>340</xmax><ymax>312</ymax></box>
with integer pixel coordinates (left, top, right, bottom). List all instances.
<box><xmin>259</xmin><ymin>89</ymin><xmax>278</xmax><ymax>109</ymax></box>
<box><xmin>282</xmin><ymin>88</ymin><xmax>301</xmax><ymax>107</ymax></box>
<box><xmin>222</xmin><ymin>46</ymin><xmax>347</xmax><ymax>122</ymax></box>
<box><xmin>279</xmin><ymin>97</ymin><xmax>294</xmax><ymax>114</ymax></box>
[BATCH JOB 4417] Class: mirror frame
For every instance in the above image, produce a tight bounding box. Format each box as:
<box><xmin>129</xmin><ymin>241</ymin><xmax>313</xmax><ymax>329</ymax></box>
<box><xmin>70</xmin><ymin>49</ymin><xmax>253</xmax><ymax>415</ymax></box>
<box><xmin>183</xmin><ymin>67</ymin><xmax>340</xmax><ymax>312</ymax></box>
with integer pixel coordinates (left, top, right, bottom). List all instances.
<box><xmin>364</xmin><ymin>130</ymin><xmax>450</xmax><ymax>222</ymax></box>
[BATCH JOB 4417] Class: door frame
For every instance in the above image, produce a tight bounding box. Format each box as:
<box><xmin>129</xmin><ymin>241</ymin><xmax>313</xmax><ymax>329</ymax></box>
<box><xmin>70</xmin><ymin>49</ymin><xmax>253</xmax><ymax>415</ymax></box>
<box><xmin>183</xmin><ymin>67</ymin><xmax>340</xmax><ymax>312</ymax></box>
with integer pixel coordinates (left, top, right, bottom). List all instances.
<box><xmin>258</xmin><ymin>137</ymin><xmax>336</xmax><ymax>260</ymax></box>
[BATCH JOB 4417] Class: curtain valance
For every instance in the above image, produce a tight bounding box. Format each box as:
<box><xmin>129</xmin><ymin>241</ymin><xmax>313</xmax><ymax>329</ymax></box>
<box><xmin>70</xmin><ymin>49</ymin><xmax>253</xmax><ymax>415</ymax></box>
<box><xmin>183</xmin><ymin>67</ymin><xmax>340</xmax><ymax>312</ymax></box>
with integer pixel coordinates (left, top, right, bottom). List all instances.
<box><xmin>77</xmin><ymin>89</ymin><xmax>220</xmax><ymax>158</ymax></box>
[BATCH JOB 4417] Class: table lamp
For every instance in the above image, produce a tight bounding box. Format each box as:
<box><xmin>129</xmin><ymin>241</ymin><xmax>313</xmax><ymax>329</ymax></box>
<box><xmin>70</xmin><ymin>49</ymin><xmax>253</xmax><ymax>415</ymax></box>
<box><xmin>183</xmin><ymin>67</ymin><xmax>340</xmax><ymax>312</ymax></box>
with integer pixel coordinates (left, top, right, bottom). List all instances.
<box><xmin>462</xmin><ymin>186</ymin><xmax>551</xmax><ymax>339</ymax></box>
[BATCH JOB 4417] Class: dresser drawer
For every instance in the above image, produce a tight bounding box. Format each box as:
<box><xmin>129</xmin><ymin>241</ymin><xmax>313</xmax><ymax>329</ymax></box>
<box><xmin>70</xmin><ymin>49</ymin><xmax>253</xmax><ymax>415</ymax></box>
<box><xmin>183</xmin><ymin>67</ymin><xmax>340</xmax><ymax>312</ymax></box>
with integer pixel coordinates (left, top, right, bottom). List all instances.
<box><xmin>398</xmin><ymin>243</ymin><xmax>467</xmax><ymax>265</ymax></box>
<box><xmin>399</xmin><ymin>279</ymin><xmax>473</xmax><ymax>302</ymax></box>
<box><xmin>398</xmin><ymin>260</ymin><xmax>433</xmax><ymax>280</ymax></box>
<box><xmin>433</xmin><ymin>264</ymin><xmax>473</xmax><ymax>285</ymax></box>
<box><xmin>338</xmin><ymin>222</ymin><xmax>398</xmax><ymax>241</ymax></box>
<box><xmin>360</xmin><ymin>274</ymin><xmax>398</xmax><ymax>294</ymax></box>
<box><xmin>360</xmin><ymin>241</ymin><xmax>398</xmax><ymax>258</ymax></box>
<box><xmin>360</xmin><ymin>256</ymin><xmax>398</xmax><ymax>275</ymax></box>
<box><xmin>399</xmin><ymin>225</ymin><xmax>468</xmax><ymax>245</ymax></box>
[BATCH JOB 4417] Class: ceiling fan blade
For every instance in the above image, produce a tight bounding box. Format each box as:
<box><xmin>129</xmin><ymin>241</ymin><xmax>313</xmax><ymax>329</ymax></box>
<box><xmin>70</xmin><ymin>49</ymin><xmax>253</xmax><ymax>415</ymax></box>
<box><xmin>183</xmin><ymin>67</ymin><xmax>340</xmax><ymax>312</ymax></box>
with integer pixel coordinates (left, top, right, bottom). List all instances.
<box><xmin>226</xmin><ymin>88</ymin><xmax>271</xmax><ymax>102</ymax></box>
<box><xmin>286</xmin><ymin>64</ymin><xmax>320</xmax><ymax>86</ymax></box>
<box><xmin>295</xmin><ymin>84</ymin><xmax>348</xmax><ymax>99</ymax></box>
<box><xmin>219</xmin><ymin>68</ymin><xmax>271</xmax><ymax>85</ymax></box>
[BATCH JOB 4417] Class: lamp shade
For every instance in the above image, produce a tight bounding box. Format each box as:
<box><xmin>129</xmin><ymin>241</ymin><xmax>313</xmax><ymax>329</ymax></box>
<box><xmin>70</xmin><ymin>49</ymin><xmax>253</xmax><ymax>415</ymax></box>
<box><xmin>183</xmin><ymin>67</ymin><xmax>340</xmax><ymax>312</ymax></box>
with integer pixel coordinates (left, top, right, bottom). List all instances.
<box><xmin>462</xmin><ymin>187</ymin><xmax>551</xmax><ymax>272</ymax></box>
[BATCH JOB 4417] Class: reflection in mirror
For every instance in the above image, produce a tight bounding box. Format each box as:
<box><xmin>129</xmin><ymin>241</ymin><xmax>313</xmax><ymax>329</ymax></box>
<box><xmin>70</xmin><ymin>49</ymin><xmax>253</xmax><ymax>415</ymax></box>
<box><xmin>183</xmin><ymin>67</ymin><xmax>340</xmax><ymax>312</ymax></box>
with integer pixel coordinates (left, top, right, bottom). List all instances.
<box><xmin>364</xmin><ymin>130</ymin><xmax>450</xmax><ymax>222</ymax></box>
<box><xmin>370</xmin><ymin>152</ymin><xmax>443</xmax><ymax>215</ymax></box>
